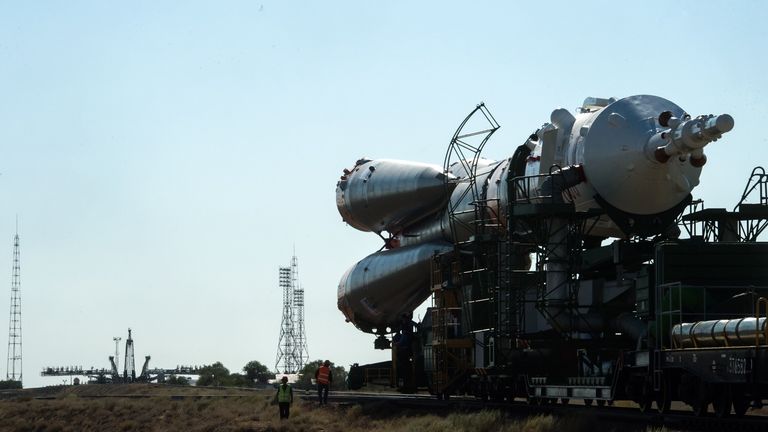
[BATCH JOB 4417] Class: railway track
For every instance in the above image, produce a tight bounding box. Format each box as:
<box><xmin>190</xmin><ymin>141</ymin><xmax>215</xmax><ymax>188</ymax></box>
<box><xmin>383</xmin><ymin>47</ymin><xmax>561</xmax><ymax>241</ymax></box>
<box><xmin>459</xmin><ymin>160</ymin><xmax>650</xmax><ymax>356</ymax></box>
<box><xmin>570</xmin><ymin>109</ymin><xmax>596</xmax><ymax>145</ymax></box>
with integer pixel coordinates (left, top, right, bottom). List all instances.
<box><xmin>304</xmin><ymin>391</ymin><xmax>768</xmax><ymax>432</ymax></box>
<box><xmin>30</xmin><ymin>393</ymin><xmax>256</xmax><ymax>400</ymax></box>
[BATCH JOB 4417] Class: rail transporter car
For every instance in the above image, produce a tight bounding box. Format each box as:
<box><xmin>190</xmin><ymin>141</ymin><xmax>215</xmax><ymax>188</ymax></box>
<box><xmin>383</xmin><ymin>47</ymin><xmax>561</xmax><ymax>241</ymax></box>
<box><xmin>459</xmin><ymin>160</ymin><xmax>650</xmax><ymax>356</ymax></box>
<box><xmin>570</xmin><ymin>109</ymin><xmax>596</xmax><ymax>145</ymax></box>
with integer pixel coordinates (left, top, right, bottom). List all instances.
<box><xmin>336</xmin><ymin>96</ymin><xmax>768</xmax><ymax>417</ymax></box>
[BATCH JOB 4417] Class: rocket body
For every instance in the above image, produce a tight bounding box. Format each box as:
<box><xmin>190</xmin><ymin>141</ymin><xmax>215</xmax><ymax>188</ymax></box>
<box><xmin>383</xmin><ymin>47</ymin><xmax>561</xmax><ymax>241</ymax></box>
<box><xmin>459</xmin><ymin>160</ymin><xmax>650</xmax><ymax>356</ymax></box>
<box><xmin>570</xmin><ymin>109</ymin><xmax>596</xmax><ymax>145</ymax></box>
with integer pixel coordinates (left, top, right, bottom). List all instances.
<box><xmin>336</xmin><ymin>95</ymin><xmax>733</xmax><ymax>334</ymax></box>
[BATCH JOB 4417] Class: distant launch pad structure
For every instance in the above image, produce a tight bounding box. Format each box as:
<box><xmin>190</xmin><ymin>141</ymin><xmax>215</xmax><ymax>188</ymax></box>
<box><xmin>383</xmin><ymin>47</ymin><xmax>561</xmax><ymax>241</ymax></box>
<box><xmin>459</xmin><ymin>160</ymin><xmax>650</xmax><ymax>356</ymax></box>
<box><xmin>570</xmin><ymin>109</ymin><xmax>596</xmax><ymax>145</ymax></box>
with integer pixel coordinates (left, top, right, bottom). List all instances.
<box><xmin>6</xmin><ymin>228</ymin><xmax>22</xmax><ymax>384</ymax></box>
<box><xmin>42</xmin><ymin>328</ymin><xmax>199</xmax><ymax>383</ymax></box>
<box><xmin>275</xmin><ymin>253</ymin><xmax>308</xmax><ymax>374</ymax></box>
<box><xmin>123</xmin><ymin>328</ymin><xmax>136</xmax><ymax>382</ymax></box>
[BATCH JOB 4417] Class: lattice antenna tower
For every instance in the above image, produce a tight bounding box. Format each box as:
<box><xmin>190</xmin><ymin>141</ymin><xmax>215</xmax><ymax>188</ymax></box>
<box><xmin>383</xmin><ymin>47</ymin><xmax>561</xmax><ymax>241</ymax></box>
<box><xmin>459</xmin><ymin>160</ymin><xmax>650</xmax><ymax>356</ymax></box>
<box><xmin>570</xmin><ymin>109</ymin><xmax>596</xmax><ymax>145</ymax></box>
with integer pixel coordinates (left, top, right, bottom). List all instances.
<box><xmin>275</xmin><ymin>265</ymin><xmax>295</xmax><ymax>373</ymax></box>
<box><xmin>123</xmin><ymin>328</ymin><xmax>136</xmax><ymax>382</ymax></box>
<box><xmin>292</xmin><ymin>254</ymin><xmax>308</xmax><ymax>371</ymax></box>
<box><xmin>6</xmin><ymin>226</ymin><xmax>21</xmax><ymax>383</ymax></box>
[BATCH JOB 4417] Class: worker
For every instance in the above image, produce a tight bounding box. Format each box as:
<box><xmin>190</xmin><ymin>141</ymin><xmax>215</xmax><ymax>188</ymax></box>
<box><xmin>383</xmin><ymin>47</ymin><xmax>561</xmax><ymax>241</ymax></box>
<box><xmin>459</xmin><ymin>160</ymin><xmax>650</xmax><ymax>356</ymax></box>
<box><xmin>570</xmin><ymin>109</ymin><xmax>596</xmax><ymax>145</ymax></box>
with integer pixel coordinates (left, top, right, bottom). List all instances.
<box><xmin>314</xmin><ymin>360</ymin><xmax>333</xmax><ymax>405</ymax></box>
<box><xmin>275</xmin><ymin>376</ymin><xmax>293</xmax><ymax>419</ymax></box>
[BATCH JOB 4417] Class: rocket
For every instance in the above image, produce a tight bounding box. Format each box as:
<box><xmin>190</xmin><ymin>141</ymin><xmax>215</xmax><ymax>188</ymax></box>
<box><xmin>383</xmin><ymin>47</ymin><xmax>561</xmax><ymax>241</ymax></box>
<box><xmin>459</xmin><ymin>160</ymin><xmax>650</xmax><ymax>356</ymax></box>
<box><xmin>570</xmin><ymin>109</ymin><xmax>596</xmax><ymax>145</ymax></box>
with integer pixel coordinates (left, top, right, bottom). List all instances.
<box><xmin>336</xmin><ymin>95</ymin><xmax>734</xmax><ymax>336</ymax></box>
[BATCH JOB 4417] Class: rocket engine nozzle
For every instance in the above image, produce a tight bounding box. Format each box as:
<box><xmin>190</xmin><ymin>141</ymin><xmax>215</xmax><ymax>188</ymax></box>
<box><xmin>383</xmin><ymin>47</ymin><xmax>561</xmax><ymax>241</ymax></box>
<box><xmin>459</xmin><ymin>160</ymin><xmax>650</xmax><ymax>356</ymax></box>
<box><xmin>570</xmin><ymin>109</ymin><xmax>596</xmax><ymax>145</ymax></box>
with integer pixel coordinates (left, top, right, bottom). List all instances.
<box><xmin>650</xmin><ymin>113</ymin><xmax>734</xmax><ymax>165</ymax></box>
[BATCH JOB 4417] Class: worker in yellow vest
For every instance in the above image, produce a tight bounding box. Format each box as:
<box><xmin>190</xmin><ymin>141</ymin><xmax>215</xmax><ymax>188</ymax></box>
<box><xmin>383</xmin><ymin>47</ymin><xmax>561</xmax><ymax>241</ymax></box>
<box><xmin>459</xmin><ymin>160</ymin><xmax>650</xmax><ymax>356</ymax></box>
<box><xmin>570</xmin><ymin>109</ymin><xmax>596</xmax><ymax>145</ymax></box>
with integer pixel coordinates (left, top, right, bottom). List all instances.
<box><xmin>275</xmin><ymin>376</ymin><xmax>293</xmax><ymax>419</ymax></box>
<box><xmin>314</xmin><ymin>360</ymin><xmax>333</xmax><ymax>405</ymax></box>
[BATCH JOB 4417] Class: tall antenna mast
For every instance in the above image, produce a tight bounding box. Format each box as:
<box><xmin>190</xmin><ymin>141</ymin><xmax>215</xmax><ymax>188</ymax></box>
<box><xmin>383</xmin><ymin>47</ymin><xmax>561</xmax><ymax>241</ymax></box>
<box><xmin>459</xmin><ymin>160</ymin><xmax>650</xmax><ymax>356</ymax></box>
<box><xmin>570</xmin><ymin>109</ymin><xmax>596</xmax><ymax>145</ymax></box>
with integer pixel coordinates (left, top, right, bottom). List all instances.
<box><xmin>292</xmin><ymin>253</ymin><xmax>308</xmax><ymax>371</ymax></box>
<box><xmin>275</xmin><ymin>265</ymin><xmax>295</xmax><ymax>373</ymax></box>
<box><xmin>6</xmin><ymin>223</ymin><xmax>22</xmax><ymax>383</ymax></box>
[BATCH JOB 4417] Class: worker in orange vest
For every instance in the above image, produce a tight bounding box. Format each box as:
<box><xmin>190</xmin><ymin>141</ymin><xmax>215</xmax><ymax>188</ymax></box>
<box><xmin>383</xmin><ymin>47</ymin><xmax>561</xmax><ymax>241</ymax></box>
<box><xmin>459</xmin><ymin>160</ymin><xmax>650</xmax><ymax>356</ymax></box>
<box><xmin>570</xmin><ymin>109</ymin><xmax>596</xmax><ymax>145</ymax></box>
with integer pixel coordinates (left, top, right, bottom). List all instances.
<box><xmin>314</xmin><ymin>360</ymin><xmax>333</xmax><ymax>405</ymax></box>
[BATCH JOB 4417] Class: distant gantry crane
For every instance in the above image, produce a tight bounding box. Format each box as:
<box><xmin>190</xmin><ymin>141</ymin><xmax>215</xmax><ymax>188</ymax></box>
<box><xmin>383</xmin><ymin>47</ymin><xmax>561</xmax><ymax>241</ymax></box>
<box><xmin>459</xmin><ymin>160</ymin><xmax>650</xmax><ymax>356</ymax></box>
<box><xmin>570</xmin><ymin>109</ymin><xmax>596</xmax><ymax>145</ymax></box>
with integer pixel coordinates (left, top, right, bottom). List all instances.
<box><xmin>6</xmin><ymin>227</ymin><xmax>22</xmax><ymax>385</ymax></box>
<box><xmin>274</xmin><ymin>253</ymin><xmax>308</xmax><ymax>374</ymax></box>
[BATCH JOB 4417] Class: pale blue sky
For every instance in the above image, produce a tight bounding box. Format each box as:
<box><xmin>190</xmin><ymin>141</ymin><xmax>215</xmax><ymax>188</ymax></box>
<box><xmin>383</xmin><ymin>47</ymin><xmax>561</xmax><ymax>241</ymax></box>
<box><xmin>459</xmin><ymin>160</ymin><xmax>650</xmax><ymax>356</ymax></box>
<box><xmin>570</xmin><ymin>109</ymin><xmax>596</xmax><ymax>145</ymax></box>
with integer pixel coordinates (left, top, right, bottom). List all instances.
<box><xmin>1</xmin><ymin>1</ymin><xmax>766</xmax><ymax>387</ymax></box>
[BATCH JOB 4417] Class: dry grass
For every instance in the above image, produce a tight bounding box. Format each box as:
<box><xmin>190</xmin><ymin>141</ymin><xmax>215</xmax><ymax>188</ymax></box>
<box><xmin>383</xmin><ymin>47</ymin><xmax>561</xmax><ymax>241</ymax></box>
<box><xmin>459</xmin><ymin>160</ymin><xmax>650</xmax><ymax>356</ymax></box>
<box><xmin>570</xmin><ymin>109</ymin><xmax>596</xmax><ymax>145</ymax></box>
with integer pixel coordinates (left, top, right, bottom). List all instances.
<box><xmin>0</xmin><ymin>385</ymin><xmax>677</xmax><ymax>432</ymax></box>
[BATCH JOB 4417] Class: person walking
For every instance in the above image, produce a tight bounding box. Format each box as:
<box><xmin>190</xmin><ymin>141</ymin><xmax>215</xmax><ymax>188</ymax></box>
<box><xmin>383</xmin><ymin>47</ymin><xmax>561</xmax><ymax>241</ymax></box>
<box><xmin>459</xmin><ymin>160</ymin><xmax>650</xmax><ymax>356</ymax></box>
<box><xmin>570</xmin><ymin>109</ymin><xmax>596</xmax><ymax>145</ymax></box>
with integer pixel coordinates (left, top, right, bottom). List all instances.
<box><xmin>275</xmin><ymin>376</ymin><xmax>293</xmax><ymax>419</ymax></box>
<box><xmin>314</xmin><ymin>360</ymin><xmax>333</xmax><ymax>405</ymax></box>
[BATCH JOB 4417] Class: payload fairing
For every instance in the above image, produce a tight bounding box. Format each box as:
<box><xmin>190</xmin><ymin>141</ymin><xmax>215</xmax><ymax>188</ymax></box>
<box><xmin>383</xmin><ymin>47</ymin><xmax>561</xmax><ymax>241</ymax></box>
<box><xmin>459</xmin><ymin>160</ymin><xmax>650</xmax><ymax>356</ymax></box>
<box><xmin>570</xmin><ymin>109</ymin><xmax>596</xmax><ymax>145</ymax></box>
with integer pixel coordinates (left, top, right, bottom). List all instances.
<box><xmin>336</xmin><ymin>95</ymin><xmax>733</xmax><ymax>336</ymax></box>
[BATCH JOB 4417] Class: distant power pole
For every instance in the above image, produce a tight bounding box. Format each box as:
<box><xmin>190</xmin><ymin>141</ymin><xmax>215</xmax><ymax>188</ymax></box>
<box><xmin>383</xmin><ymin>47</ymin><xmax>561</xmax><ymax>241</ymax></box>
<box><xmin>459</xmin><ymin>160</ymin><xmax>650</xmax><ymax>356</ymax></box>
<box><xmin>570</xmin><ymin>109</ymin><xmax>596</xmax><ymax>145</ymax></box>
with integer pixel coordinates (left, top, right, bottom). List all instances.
<box><xmin>275</xmin><ymin>252</ymin><xmax>308</xmax><ymax>374</ymax></box>
<box><xmin>113</xmin><ymin>337</ymin><xmax>122</xmax><ymax>374</ymax></box>
<box><xmin>6</xmin><ymin>228</ymin><xmax>22</xmax><ymax>383</ymax></box>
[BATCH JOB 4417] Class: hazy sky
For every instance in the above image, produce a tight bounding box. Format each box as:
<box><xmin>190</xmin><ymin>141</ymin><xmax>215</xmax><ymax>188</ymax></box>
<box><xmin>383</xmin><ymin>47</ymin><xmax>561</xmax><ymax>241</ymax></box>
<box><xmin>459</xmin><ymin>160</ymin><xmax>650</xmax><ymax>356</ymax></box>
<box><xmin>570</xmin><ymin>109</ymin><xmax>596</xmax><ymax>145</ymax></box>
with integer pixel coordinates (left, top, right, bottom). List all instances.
<box><xmin>1</xmin><ymin>1</ymin><xmax>767</xmax><ymax>388</ymax></box>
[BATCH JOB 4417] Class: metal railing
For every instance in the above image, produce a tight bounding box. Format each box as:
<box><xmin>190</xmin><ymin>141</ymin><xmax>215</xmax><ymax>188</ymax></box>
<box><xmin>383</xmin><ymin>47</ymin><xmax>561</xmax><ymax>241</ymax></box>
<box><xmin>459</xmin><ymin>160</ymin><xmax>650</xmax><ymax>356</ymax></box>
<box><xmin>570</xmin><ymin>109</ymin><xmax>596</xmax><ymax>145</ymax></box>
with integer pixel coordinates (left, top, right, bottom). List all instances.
<box><xmin>510</xmin><ymin>169</ymin><xmax>576</xmax><ymax>205</ymax></box>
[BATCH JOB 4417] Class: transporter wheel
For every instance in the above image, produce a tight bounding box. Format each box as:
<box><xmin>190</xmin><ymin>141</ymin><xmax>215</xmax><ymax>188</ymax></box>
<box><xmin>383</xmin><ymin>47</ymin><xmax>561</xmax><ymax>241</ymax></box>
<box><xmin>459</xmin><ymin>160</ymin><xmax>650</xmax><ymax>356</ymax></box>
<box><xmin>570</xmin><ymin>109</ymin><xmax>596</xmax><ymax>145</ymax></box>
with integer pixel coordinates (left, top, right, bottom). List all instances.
<box><xmin>732</xmin><ymin>397</ymin><xmax>749</xmax><ymax>417</ymax></box>
<box><xmin>638</xmin><ymin>382</ymin><xmax>653</xmax><ymax>414</ymax></box>
<box><xmin>655</xmin><ymin>375</ymin><xmax>672</xmax><ymax>414</ymax></box>
<box><xmin>560</xmin><ymin>398</ymin><xmax>570</xmax><ymax>405</ymax></box>
<box><xmin>685</xmin><ymin>377</ymin><xmax>709</xmax><ymax>417</ymax></box>
<box><xmin>584</xmin><ymin>399</ymin><xmax>593</xmax><ymax>407</ymax></box>
<box><xmin>731</xmin><ymin>386</ymin><xmax>749</xmax><ymax>417</ymax></box>
<box><xmin>690</xmin><ymin>388</ymin><xmax>709</xmax><ymax>417</ymax></box>
<box><xmin>691</xmin><ymin>399</ymin><xmax>709</xmax><ymax>417</ymax></box>
<box><xmin>638</xmin><ymin>397</ymin><xmax>652</xmax><ymax>413</ymax></box>
<box><xmin>712</xmin><ymin>384</ymin><xmax>732</xmax><ymax>418</ymax></box>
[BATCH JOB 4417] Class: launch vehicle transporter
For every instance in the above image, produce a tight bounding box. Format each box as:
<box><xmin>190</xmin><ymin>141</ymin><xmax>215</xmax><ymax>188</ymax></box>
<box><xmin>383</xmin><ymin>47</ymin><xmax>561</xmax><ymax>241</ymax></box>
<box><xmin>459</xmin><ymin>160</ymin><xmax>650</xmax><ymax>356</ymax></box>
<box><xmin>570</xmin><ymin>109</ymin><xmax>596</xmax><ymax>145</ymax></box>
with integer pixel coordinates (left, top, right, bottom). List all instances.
<box><xmin>336</xmin><ymin>95</ymin><xmax>768</xmax><ymax>417</ymax></box>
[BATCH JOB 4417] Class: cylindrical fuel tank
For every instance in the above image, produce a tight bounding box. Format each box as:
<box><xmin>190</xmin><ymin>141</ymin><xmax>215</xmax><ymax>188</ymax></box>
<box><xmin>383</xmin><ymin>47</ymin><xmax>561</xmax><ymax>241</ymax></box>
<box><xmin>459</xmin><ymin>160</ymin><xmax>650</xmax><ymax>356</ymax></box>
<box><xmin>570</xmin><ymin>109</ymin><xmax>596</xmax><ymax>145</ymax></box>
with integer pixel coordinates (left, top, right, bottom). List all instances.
<box><xmin>671</xmin><ymin>317</ymin><xmax>767</xmax><ymax>348</ymax></box>
<box><xmin>337</xmin><ymin>241</ymin><xmax>453</xmax><ymax>334</ymax></box>
<box><xmin>336</xmin><ymin>159</ymin><xmax>456</xmax><ymax>233</ymax></box>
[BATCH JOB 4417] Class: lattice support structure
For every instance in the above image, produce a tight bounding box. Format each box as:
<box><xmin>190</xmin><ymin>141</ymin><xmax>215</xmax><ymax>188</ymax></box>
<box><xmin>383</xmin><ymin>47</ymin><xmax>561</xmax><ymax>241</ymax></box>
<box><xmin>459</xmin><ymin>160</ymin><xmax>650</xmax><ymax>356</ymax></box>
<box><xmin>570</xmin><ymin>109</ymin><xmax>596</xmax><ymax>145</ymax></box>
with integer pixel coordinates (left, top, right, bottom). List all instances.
<box><xmin>275</xmin><ymin>265</ymin><xmax>295</xmax><ymax>374</ymax></box>
<box><xmin>6</xmin><ymin>231</ymin><xmax>21</xmax><ymax>383</ymax></box>
<box><xmin>275</xmin><ymin>253</ymin><xmax>309</xmax><ymax>374</ymax></box>
<box><xmin>292</xmin><ymin>255</ymin><xmax>308</xmax><ymax>371</ymax></box>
